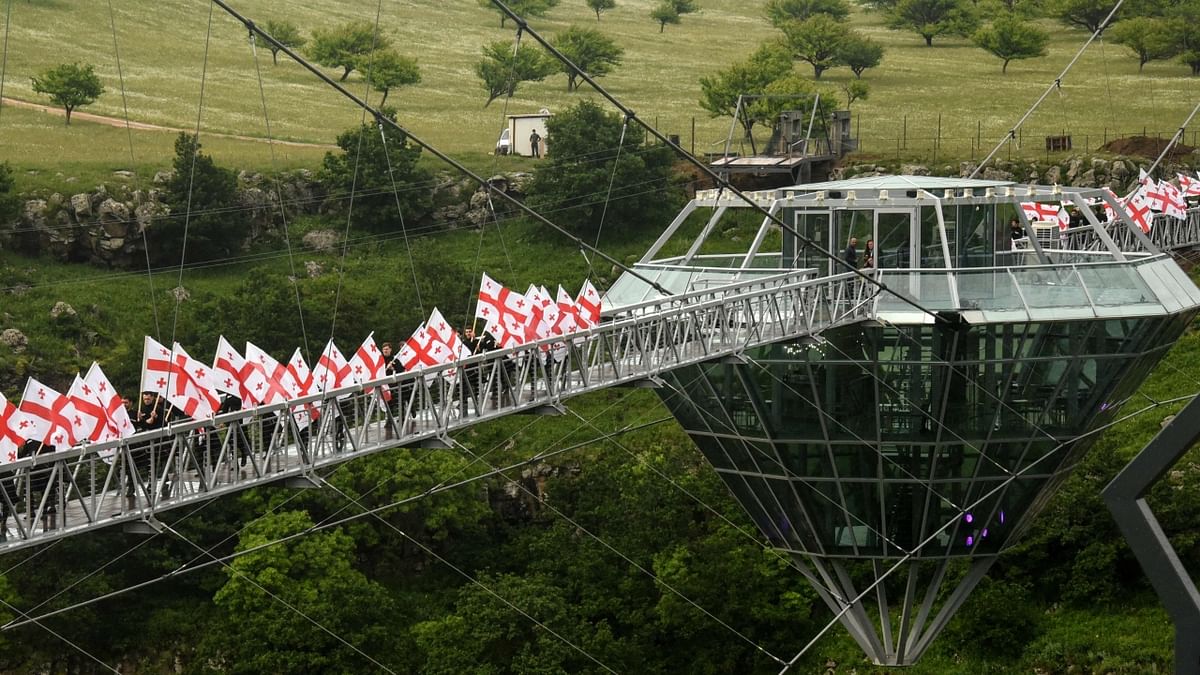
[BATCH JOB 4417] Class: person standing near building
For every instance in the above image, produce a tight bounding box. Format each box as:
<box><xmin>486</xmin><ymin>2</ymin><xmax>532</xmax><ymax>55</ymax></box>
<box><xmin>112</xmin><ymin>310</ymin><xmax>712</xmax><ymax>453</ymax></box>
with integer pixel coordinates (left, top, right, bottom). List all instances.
<box><xmin>529</xmin><ymin>129</ymin><xmax>542</xmax><ymax>158</ymax></box>
<box><xmin>844</xmin><ymin>237</ymin><xmax>858</xmax><ymax>269</ymax></box>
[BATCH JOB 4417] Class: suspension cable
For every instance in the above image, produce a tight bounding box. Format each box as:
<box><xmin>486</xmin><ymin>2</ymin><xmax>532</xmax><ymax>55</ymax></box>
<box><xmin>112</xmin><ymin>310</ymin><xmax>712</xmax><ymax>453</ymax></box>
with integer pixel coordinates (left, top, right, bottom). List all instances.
<box><xmin>250</xmin><ymin>30</ymin><xmax>311</xmax><ymax>361</ymax></box>
<box><xmin>375</xmin><ymin>119</ymin><xmax>425</xmax><ymax>319</ymax></box>
<box><xmin>486</xmin><ymin>0</ymin><xmax>940</xmax><ymax>322</ymax></box>
<box><xmin>209</xmin><ymin>0</ymin><xmax>672</xmax><ymax>298</ymax></box>
<box><xmin>1146</xmin><ymin>100</ymin><xmax>1200</xmax><ymax>178</ymax></box>
<box><xmin>0</xmin><ymin>0</ymin><xmax>11</xmax><ymax>124</ymax></box>
<box><xmin>107</xmin><ymin>0</ymin><xmax>161</xmax><ymax>341</ymax></box>
<box><xmin>589</xmin><ymin>116</ymin><xmax>629</xmax><ymax>279</ymax></box>
<box><xmin>970</xmin><ymin>0</ymin><xmax>1125</xmax><ymax>178</ymax></box>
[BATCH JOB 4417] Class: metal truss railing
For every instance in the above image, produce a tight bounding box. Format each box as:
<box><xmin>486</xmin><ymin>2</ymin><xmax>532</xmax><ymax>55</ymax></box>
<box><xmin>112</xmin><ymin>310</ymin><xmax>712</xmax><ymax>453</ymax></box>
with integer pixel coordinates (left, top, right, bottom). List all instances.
<box><xmin>0</xmin><ymin>269</ymin><xmax>878</xmax><ymax>553</ymax></box>
<box><xmin>1062</xmin><ymin>206</ymin><xmax>1200</xmax><ymax>253</ymax></box>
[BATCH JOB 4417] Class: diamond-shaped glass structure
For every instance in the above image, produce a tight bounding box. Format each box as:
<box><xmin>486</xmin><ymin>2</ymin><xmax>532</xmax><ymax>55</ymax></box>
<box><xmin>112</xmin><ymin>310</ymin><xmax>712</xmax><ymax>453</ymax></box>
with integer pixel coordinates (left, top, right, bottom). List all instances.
<box><xmin>610</xmin><ymin>177</ymin><xmax>1200</xmax><ymax>664</ymax></box>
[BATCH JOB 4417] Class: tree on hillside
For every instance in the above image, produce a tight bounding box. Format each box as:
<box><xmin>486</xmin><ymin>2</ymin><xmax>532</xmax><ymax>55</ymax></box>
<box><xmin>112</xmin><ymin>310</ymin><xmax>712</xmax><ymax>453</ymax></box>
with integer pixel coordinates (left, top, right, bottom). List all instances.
<box><xmin>475</xmin><ymin>41</ymin><xmax>556</xmax><ymax>107</ymax></box>
<box><xmin>479</xmin><ymin>0</ymin><xmax>561</xmax><ymax>28</ymax></box>
<box><xmin>838</xmin><ymin>32</ymin><xmax>885</xmax><ymax>77</ymax></box>
<box><xmin>781</xmin><ymin>15</ymin><xmax>851</xmax><ymax>79</ymax></box>
<box><xmin>1048</xmin><ymin>0</ymin><xmax>1121</xmax><ymax>33</ymax></box>
<box><xmin>30</xmin><ymin>63</ymin><xmax>103</xmax><ymax>125</ymax></box>
<box><xmin>308</xmin><ymin>21</ymin><xmax>389</xmax><ymax>81</ymax></box>
<box><xmin>699</xmin><ymin>42</ymin><xmax>795</xmax><ymax>153</ymax></box>
<box><xmin>842</xmin><ymin>79</ymin><xmax>869</xmax><ymax>107</ymax></box>
<box><xmin>972</xmin><ymin>14</ymin><xmax>1049</xmax><ymax>72</ymax></box>
<box><xmin>764</xmin><ymin>0</ymin><xmax>851</xmax><ymax>27</ymax></box>
<box><xmin>263</xmin><ymin>19</ymin><xmax>305</xmax><ymax>65</ymax></box>
<box><xmin>887</xmin><ymin>0</ymin><xmax>979</xmax><ymax>46</ymax></box>
<box><xmin>553</xmin><ymin>25</ymin><xmax>624</xmax><ymax>91</ymax></box>
<box><xmin>321</xmin><ymin>109</ymin><xmax>431</xmax><ymax>232</ymax></box>
<box><xmin>529</xmin><ymin>100</ymin><xmax>682</xmax><ymax>237</ymax></box>
<box><xmin>360</xmin><ymin>49</ymin><xmax>420</xmax><ymax>106</ymax></box>
<box><xmin>1108</xmin><ymin>17</ymin><xmax>1175</xmax><ymax>70</ymax></box>
<box><xmin>587</xmin><ymin>0</ymin><xmax>617</xmax><ymax>20</ymax></box>
<box><xmin>1165</xmin><ymin>2</ymin><xmax>1200</xmax><ymax>75</ymax></box>
<box><xmin>202</xmin><ymin>511</ymin><xmax>398</xmax><ymax>673</ymax></box>
<box><xmin>650</xmin><ymin>0</ymin><xmax>698</xmax><ymax>32</ymax></box>
<box><xmin>153</xmin><ymin>133</ymin><xmax>243</xmax><ymax>266</ymax></box>
<box><xmin>744</xmin><ymin>73</ymin><xmax>838</xmax><ymax>136</ymax></box>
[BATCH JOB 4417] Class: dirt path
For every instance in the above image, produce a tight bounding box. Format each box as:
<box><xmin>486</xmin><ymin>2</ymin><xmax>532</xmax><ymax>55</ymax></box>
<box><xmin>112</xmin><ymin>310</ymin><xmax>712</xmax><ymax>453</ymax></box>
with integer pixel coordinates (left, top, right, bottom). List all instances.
<box><xmin>1</xmin><ymin>97</ymin><xmax>335</xmax><ymax>149</ymax></box>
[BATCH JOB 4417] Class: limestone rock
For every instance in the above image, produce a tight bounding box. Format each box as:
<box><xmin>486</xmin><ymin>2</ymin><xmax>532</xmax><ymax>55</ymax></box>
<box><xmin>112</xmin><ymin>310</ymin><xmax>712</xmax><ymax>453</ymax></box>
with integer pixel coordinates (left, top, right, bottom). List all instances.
<box><xmin>170</xmin><ymin>286</ymin><xmax>190</xmax><ymax>303</ymax></box>
<box><xmin>70</xmin><ymin>193</ymin><xmax>92</xmax><ymax>218</ymax></box>
<box><xmin>50</xmin><ymin>301</ymin><xmax>77</xmax><ymax>319</ymax></box>
<box><xmin>304</xmin><ymin>260</ymin><xmax>324</xmax><ymax>278</ymax></box>
<box><xmin>153</xmin><ymin>170</ymin><xmax>175</xmax><ymax>185</ymax></box>
<box><xmin>135</xmin><ymin>201</ymin><xmax>169</xmax><ymax>232</ymax></box>
<box><xmin>113</xmin><ymin>170</ymin><xmax>135</xmax><ymax>179</ymax></box>
<box><xmin>1043</xmin><ymin>165</ymin><xmax>1061</xmax><ymax>185</ymax></box>
<box><xmin>899</xmin><ymin>163</ymin><xmax>930</xmax><ymax>176</ymax></box>
<box><xmin>302</xmin><ymin>229</ymin><xmax>340</xmax><ymax>253</ymax></box>
<box><xmin>0</xmin><ymin>328</ymin><xmax>27</xmax><ymax>353</ymax></box>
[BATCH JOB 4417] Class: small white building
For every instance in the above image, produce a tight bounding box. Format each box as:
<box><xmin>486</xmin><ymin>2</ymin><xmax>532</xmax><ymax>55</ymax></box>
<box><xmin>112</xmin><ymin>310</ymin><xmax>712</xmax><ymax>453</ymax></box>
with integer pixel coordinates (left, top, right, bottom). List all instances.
<box><xmin>497</xmin><ymin>111</ymin><xmax>551</xmax><ymax>158</ymax></box>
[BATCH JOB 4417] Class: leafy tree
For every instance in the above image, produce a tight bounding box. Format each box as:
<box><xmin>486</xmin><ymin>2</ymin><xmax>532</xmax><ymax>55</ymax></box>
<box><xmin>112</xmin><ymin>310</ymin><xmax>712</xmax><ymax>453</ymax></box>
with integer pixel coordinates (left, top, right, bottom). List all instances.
<box><xmin>887</xmin><ymin>0</ymin><xmax>979</xmax><ymax>46</ymax></box>
<box><xmin>1048</xmin><ymin>0</ymin><xmax>1120</xmax><ymax>33</ymax></box>
<box><xmin>262</xmin><ymin>19</ymin><xmax>305</xmax><ymax>65</ymax></box>
<box><xmin>1108</xmin><ymin>17</ymin><xmax>1175</xmax><ymax>70</ymax></box>
<box><xmin>744</xmin><ymin>73</ymin><xmax>838</xmax><ymax>137</ymax></box>
<box><xmin>698</xmin><ymin>41</ymin><xmax>795</xmax><ymax>153</ymax></box>
<box><xmin>0</xmin><ymin>162</ymin><xmax>18</xmax><ymax>226</ymax></box>
<box><xmin>553</xmin><ymin>25</ymin><xmax>624</xmax><ymax>91</ymax></box>
<box><xmin>837</xmin><ymin>32</ymin><xmax>884</xmax><ymax>78</ymax></box>
<box><xmin>308</xmin><ymin>21</ymin><xmax>389</xmax><ymax>81</ymax></box>
<box><xmin>651</xmin><ymin>0</ymin><xmax>698</xmax><ymax>32</ymax></box>
<box><xmin>359</xmin><ymin>48</ymin><xmax>420</xmax><ymax>105</ymax></box>
<box><xmin>587</xmin><ymin>0</ymin><xmax>617</xmax><ymax>20</ymax></box>
<box><xmin>765</xmin><ymin>0</ymin><xmax>851</xmax><ymax>27</ymax></box>
<box><xmin>780</xmin><ymin>15</ymin><xmax>851</xmax><ymax>78</ymax></box>
<box><xmin>475</xmin><ymin>41</ymin><xmax>556</xmax><ymax>107</ymax></box>
<box><xmin>321</xmin><ymin>109</ymin><xmax>432</xmax><ymax>232</ymax></box>
<box><xmin>203</xmin><ymin>511</ymin><xmax>399</xmax><ymax>673</ymax></box>
<box><xmin>152</xmin><ymin>133</ymin><xmax>243</xmax><ymax>266</ymax></box>
<box><xmin>30</xmin><ymin>62</ymin><xmax>103</xmax><ymax>125</ymax></box>
<box><xmin>479</xmin><ymin>0</ymin><xmax>561</xmax><ymax>28</ymax></box>
<box><xmin>842</xmin><ymin>78</ymin><xmax>869</xmax><ymax>107</ymax></box>
<box><xmin>972</xmin><ymin>14</ymin><xmax>1049</xmax><ymax>72</ymax></box>
<box><xmin>1166</xmin><ymin>2</ymin><xmax>1200</xmax><ymax>75</ymax></box>
<box><xmin>528</xmin><ymin>99</ymin><xmax>683</xmax><ymax>238</ymax></box>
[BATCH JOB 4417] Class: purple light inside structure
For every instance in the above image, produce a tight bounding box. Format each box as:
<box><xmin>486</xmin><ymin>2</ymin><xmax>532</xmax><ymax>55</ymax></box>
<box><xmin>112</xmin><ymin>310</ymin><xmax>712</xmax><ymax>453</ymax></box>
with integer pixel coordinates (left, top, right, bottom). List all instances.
<box><xmin>982</xmin><ymin>528</ymin><xmax>989</xmax><ymax>538</ymax></box>
<box><xmin>964</xmin><ymin>513</ymin><xmax>974</xmax><ymax>524</ymax></box>
<box><xmin>966</xmin><ymin>535</ymin><xmax>974</xmax><ymax>546</ymax></box>
<box><xmin>1100</xmin><ymin>401</ymin><xmax>1110</xmax><ymax>412</ymax></box>
<box><xmin>999</xmin><ymin>510</ymin><xmax>1006</xmax><ymax>524</ymax></box>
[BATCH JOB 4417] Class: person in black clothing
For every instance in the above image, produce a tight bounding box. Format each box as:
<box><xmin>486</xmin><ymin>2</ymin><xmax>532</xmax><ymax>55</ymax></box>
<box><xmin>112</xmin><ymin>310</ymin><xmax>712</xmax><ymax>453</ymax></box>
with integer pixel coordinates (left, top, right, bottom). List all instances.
<box><xmin>132</xmin><ymin>392</ymin><xmax>175</xmax><ymax>502</ymax></box>
<box><xmin>216</xmin><ymin>394</ymin><xmax>251</xmax><ymax>478</ymax></box>
<box><xmin>844</xmin><ymin>237</ymin><xmax>858</xmax><ymax>268</ymax></box>
<box><xmin>1009</xmin><ymin>217</ymin><xmax>1025</xmax><ymax>243</ymax></box>
<box><xmin>529</xmin><ymin>129</ymin><xmax>542</xmax><ymax>158</ymax></box>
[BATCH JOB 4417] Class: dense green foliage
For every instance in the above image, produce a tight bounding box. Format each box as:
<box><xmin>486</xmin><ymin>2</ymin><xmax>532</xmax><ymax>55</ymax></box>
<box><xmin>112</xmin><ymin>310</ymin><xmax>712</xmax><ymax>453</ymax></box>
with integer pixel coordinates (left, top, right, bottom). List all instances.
<box><xmin>361</xmin><ymin>49</ymin><xmax>422</xmax><ymax>106</ymax></box>
<box><xmin>972</xmin><ymin>14</ymin><xmax>1050</xmax><ymax>73</ymax></box>
<box><xmin>528</xmin><ymin>100</ymin><xmax>683</xmax><ymax>238</ymax></box>
<box><xmin>262</xmin><ymin>19</ymin><xmax>306</xmax><ymax>66</ymax></box>
<box><xmin>0</xmin><ymin>163</ymin><xmax>18</xmax><ymax>227</ymax></box>
<box><xmin>29</xmin><ymin>63</ymin><xmax>103</xmax><ymax>126</ymax></box>
<box><xmin>320</xmin><ymin>111</ymin><xmax>432</xmax><ymax>233</ymax></box>
<box><xmin>552</xmin><ymin>25</ymin><xmax>624</xmax><ymax>91</ymax></box>
<box><xmin>308</xmin><ymin>21</ymin><xmax>390</xmax><ymax>82</ymax></box>
<box><xmin>150</xmin><ymin>133</ymin><xmax>245</xmax><ymax>267</ymax></box>
<box><xmin>475</xmin><ymin>42</ymin><xmax>557</xmax><ymax>107</ymax></box>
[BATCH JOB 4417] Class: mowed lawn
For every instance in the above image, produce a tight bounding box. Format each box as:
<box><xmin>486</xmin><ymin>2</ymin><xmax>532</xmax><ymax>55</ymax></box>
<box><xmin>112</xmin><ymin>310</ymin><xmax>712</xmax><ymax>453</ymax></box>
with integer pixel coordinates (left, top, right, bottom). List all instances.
<box><xmin>0</xmin><ymin>0</ymin><xmax>1196</xmax><ymax>172</ymax></box>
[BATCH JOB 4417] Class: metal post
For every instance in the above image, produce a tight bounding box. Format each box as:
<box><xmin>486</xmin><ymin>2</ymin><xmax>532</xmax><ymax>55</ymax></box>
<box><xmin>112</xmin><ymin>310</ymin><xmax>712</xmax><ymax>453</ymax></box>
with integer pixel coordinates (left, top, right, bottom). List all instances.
<box><xmin>935</xmin><ymin>113</ymin><xmax>941</xmax><ymax>164</ymax></box>
<box><xmin>1103</xmin><ymin>394</ymin><xmax>1200</xmax><ymax>675</ymax></box>
<box><xmin>902</xmin><ymin>115</ymin><xmax>907</xmax><ymax>150</ymax></box>
<box><xmin>691</xmin><ymin>116</ymin><xmax>695</xmax><ymax>155</ymax></box>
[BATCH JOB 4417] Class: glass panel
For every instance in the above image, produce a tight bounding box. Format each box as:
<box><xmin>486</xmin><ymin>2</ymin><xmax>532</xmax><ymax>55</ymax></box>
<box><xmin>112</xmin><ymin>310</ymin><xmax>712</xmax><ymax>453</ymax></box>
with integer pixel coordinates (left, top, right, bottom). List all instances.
<box><xmin>875</xmin><ymin>211</ymin><xmax>911</xmax><ymax>269</ymax></box>
<box><xmin>1010</xmin><ymin>266</ymin><xmax>1092</xmax><ymax>320</ymax></box>
<box><xmin>919</xmin><ymin>205</ymin><xmax>946</xmax><ymax>269</ymax></box>
<box><xmin>797</xmin><ymin>211</ymin><xmax>831</xmax><ymax>275</ymax></box>
<box><xmin>837</xmin><ymin>209</ymin><xmax>873</xmax><ymax>270</ymax></box>
<box><xmin>956</xmin><ymin>204</ymin><xmax>995</xmax><ymax>267</ymax></box>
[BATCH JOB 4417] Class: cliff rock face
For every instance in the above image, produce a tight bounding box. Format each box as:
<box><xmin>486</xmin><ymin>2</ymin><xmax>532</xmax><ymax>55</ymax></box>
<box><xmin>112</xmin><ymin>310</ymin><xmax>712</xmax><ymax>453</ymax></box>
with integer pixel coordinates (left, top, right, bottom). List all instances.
<box><xmin>3</xmin><ymin>169</ymin><xmax>527</xmax><ymax>268</ymax></box>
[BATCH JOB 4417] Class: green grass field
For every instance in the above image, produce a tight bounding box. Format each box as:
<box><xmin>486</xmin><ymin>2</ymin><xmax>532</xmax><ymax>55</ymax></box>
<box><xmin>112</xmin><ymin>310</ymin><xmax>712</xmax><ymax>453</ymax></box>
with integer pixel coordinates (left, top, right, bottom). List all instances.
<box><xmin>0</xmin><ymin>0</ymin><xmax>1196</xmax><ymax>180</ymax></box>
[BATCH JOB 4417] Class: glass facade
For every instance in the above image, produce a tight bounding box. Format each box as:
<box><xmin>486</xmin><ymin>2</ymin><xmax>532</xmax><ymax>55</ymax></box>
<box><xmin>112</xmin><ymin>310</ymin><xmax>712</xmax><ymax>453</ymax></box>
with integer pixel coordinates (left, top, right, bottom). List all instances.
<box><xmin>659</xmin><ymin>312</ymin><xmax>1196</xmax><ymax>561</ymax></box>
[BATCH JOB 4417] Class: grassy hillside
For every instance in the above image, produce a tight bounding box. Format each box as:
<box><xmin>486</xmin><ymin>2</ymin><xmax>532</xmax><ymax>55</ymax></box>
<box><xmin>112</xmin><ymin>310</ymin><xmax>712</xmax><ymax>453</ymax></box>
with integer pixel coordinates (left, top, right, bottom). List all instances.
<box><xmin>0</xmin><ymin>0</ymin><xmax>1196</xmax><ymax>178</ymax></box>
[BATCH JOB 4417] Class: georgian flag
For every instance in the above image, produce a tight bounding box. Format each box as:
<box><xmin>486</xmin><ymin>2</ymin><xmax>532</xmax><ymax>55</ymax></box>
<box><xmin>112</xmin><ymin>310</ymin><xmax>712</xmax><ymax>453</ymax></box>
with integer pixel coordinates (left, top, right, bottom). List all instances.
<box><xmin>576</xmin><ymin>280</ymin><xmax>601</xmax><ymax>328</ymax></box>
<box><xmin>426</xmin><ymin>308</ymin><xmax>471</xmax><ymax>365</ymax></box>
<box><xmin>286</xmin><ymin>349</ymin><xmax>320</xmax><ymax>429</ymax></box>
<box><xmin>1121</xmin><ymin>187</ymin><xmax>1156</xmax><ymax>233</ymax></box>
<box><xmin>477</xmin><ymin>272</ymin><xmax>532</xmax><ymax>349</ymax></box>
<box><xmin>1177</xmin><ymin>173</ymin><xmax>1200</xmax><ymax>197</ymax></box>
<box><xmin>312</xmin><ymin>338</ymin><xmax>352</xmax><ymax>395</ymax></box>
<box><xmin>18</xmin><ymin>377</ymin><xmax>78</xmax><ymax>448</ymax></box>
<box><xmin>244</xmin><ymin>341</ymin><xmax>299</xmax><ymax>406</ymax></box>
<box><xmin>554</xmin><ymin>285</ymin><xmax>582</xmax><ymax>335</ymax></box>
<box><xmin>1158</xmin><ymin>179</ymin><xmax>1188</xmax><ymax>220</ymax></box>
<box><xmin>67</xmin><ymin>374</ymin><xmax>112</xmax><ymax>443</ymax></box>
<box><xmin>83</xmin><ymin>362</ymin><xmax>133</xmax><ymax>445</ymax></box>
<box><xmin>1019</xmin><ymin>201</ymin><xmax>1069</xmax><ymax>230</ymax></box>
<box><xmin>522</xmin><ymin>285</ymin><xmax>558</xmax><ymax>344</ymax></box>
<box><xmin>399</xmin><ymin>323</ymin><xmax>430</xmax><ymax>371</ymax></box>
<box><xmin>349</xmin><ymin>333</ymin><xmax>386</xmax><ymax>385</ymax></box>
<box><xmin>1139</xmin><ymin>169</ymin><xmax>1167</xmax><ymax>212</ymax></box>
<box><xmin>169</xmin><ymin>343</ymin><xmax>221</xmax><ymax>420</ymax></box>
<box><xmin>213</xmin><ymin>336</ymin><xmax>255</xmax><ymax>404</ymax></box>
<box><xmin>0</xmin><ymin>393</ymin><xmax>27</xmax><ymax>464</ymax></box>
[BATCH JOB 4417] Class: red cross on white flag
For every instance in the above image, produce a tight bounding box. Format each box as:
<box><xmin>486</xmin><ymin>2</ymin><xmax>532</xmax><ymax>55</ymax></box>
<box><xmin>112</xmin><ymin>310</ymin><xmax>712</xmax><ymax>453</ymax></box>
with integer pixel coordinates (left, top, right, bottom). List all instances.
<box><xmin>1177</xmin><ymin>173</ymin><xmax>1200</xmax><ymax>197</ymax></box>
<box><xmin>349</xmin><ymin>333</ymin><xmax>386</xmax><ymax>385</ymax></box>
<box><xmin>400</xmin><ymin>323</ymin><xmax>437</xmax><ymax>371</ymax></box>
<box><xmin>477</xmin><ymin>272</ymin><xmax>531</xmax><ymax>349</ymax></box>
<box><xmin>244</xmin><ymin>342</ymin><xmax>299</xmax><ymax>406</ymax></box>
<box><xmin>83</xmin><ymin>362</ymin><xmax>133</xmax><ymax>448</ymax></box>
<box><xmin>312</xmin><ymin>338</ymin><xmax>352</xmax><ymax>394</ymax></box>
<box><xmin>555</xmin><ymin>285</ymin><xmax>582</xmax><ymax>335</ymax></box>
<box><xmin>1121</xmin><ymin>187</ymin><xmax>1156</xmax><ymax>233</ymax></box>
<box><xmin>213</xmin><ymin>336</ymin><xmax>256</xmax><ymax>404</ymax></box>
<box><xmin>67</xmin><ymin>374</ymin><xmax>111</xmax><ymax>443</ymax></box>
<box><xmin>18</xmin><ymin>377</ymin><xmax>78</xmax><ymax>448</ymax></box>
<box><xmin>1158</xmin><ymin>179</ymin><xmax>1188</xmax><ymax>220</ymax></box>
<box><xmin>575</xmin><ymin>279</ymin><xmax>602</xmax><ymax>328</ymax></box>
<box><xmin>426</xmin><ymin>308</ymin><xmax>471</xmax><ymax>365</ymax></box>
<box><xmin>0</xmin><ymin>393</ymin><xmax>26</xmax><ymax>464</ymax></box>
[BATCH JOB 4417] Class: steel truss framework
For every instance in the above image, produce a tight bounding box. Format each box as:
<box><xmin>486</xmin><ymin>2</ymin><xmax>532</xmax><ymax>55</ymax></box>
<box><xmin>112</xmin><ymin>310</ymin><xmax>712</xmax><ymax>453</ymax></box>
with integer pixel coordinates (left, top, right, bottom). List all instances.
<box><xmin>0</xmin><ymin>269</ymin><xmax>876</xmax><ymax>553</ymax></box>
